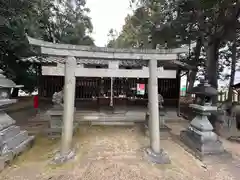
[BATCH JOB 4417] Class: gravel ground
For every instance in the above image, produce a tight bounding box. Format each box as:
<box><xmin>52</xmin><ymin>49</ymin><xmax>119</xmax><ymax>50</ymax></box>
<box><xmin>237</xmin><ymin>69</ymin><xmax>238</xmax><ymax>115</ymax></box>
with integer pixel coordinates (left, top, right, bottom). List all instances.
<box><xmin>0</xmin><ymin>124</ymin><xmax>239</xmax><ymax>180</ymax></box>
<box><xmin>1</xmin><ymin>99</ymin><xmax>239</xmax><ymax>180</ymax></box>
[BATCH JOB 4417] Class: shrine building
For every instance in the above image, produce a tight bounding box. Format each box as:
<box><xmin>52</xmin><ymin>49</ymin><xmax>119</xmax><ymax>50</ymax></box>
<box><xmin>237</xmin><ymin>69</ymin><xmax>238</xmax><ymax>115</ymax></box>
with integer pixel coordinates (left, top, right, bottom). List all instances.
<box><xmin>23</xmin><ymin>38</ymin><xmax>192</xmax><ymax>112</ymax></box>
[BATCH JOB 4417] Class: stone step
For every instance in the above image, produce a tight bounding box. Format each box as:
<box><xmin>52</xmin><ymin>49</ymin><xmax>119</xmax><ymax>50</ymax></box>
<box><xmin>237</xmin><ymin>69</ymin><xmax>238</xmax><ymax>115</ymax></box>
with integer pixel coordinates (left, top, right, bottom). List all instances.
<box><xmin>0</xmin><ymin>135</ymin><xmax>34</xmax><ymax>171</ymax></box>
<box><xmin>13</xmin><ymin>135</ymin><xmax>34</xmax><ymax>155</ymax></box>
<box><xmin>75</xmin><ymin>114</ymin><xmax>145</xmax><ymax>122</ymax></box>
<box><xmin>77</xmin><ymin>118</ymin><xmax>145</xmax><ymax>123</ymax></box>
<box><xmin>1</xmin><ymin>131</ymin><xmax>29</xmax><ymax>155</ymax></box>
<box><xmin>0</xmin><ymin>126</ymin><xmax>21</xmax><ymax>145</ymax></box>
<box><xmin>91</xmin><ymin>121</ymin><xmax>135</xmax><ymax>126</ymax></box>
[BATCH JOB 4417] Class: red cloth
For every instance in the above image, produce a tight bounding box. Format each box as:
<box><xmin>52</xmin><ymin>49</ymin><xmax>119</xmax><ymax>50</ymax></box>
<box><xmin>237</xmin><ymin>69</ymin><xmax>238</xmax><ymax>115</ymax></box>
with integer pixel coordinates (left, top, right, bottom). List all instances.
<box><xmin>33</xmin><ymin>95</ymin><xmax>39</xmax><ymax>109</ymax></box>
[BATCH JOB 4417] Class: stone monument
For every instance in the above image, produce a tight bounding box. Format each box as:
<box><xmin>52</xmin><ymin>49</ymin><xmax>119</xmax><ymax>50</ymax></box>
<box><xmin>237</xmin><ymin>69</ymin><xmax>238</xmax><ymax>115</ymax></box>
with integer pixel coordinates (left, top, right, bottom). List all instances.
<box><xmin>0</xmin><ymin>70</ymin><xmax>34</xmax><ymax>170</ymax></box>
<box><xmin>180</xmin><ymin>79</ymin><xmax>225</xmax><ymax>160</ymax></box>
<box><xmin>45</xmin><ymin>89</ymin><xmax>77</xmax><ymax>138</ymax></box>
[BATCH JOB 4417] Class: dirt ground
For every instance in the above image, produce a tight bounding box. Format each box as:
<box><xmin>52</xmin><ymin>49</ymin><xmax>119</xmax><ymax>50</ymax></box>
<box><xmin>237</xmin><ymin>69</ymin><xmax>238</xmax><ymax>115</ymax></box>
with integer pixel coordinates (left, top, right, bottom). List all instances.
<box><xmin>0</xmin><ymin>124</ymin><xmax>239</xmax><ymax>180</ymax></box>
<box><xmin>1</xmin><ymin>99</ymin><xmax>240</xmax><ymax>180</ymax></box>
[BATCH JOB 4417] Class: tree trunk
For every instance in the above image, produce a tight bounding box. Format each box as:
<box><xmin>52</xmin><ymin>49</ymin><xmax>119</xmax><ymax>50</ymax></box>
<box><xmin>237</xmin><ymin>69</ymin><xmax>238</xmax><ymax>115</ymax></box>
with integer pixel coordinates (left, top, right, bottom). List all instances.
<box><xmin>228</xmin><ymin>39</ymin><xmax>237</xmax><ymax>102</ymax></box>
<box><xmin>187</xmin><ymin>70</ymin><xmax>197</xmax><ymax>91</ymax></box>
<box><xmin>186</xmin><ymin>38</ymin><xmax>202</xmax><ymax>96</ymax></box>
<box><xmin>205</xmin><ymin>37</ymin><xmax>220</xmax><ymax>131</ymax></box>
<box><xmin>185</xmin><ymin>72</ymin><xmax>189</xmax><ymax>92</ymax></box>
<box><xmin>206</xmin><ymin>38</ymin><xmax>220</xmax><ymax>105</ymax></box>
<box><xmin>11</xmin><ymin>88</ymin><xmax>19</xmax><ymax>98</ymax></box>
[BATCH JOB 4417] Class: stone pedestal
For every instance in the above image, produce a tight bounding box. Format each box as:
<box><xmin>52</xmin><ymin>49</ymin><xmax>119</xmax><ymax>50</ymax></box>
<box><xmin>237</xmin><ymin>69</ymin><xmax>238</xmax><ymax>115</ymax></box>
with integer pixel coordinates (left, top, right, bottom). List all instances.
<box><xmin>180</xmin><ymin>104</ymin><xmax>225</xmax><ymax>160</ymax></box>
<box><xmin>144</xmin><ymin>109</ymin><xmax>171</xmax><ymax>138</ymax></box>
<box><xmin>159</xmin><ymin>109</ymin><xmax>171</xmax><ymax>132</ymax></box>
<box><xmin>0</xmin><ymin>111</ymin><xmax>34</xmax><ymax>171</ymax></box>
<box><xmin>45</xmin><ymin>106</ymin><xmax>78</xmax><ymax>138</ymax></box>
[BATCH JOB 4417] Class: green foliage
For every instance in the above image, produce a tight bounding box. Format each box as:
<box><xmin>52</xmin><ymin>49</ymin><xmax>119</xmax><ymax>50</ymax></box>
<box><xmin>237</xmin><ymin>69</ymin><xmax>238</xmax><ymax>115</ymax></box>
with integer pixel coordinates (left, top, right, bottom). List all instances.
<box><xmin>0</xmin><ymin>0</ymin><xmax>94</xmax><ymax>93</ymax></box>
<box><xmin>111</xmin><ymin>0</ymin><xmax>240</xmax><ymax>73</ymax></box>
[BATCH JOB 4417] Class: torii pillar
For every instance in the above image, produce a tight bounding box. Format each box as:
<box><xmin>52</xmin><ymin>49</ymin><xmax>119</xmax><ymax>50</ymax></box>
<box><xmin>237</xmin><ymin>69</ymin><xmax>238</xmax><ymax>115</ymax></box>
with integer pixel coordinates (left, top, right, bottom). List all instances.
<box><xmin>145</xmin><ymin>59</ymin><xmax>170</xmax><ymax>164</ymax></box>
<box><xmin>54</xmin><ymin>56</ymin><xmax>76</xmax><ymax>163</ymax></box>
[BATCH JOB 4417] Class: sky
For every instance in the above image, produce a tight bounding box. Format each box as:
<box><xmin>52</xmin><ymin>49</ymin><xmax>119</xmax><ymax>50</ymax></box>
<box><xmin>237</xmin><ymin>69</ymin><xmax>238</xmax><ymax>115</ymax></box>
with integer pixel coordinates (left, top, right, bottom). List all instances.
<box><xmin>86</xmin><ymin>0</ymin><xmax>240</xmax><ymax>89</ymax></box>
<box><xmin>86</xmin><ymin>0</ymin><xmax>132</xmax><ymax>47</ymax></box>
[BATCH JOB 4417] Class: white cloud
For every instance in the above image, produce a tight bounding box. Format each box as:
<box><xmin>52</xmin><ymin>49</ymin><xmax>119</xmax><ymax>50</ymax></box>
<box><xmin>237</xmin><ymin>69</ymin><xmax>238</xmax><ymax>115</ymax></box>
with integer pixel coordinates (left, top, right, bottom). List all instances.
<box><xmin>86</xmin><ymin>0</ymin><xmax>132</xmax><ymax>47</ymax></box>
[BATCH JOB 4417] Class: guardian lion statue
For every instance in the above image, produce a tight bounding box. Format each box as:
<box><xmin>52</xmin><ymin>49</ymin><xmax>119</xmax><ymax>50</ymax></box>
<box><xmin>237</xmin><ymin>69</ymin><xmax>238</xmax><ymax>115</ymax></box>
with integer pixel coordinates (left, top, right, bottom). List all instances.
<box><xmin>52</xmin><ymin>89</ymin><xmax>64</xmax><ymax>108</ymax></box>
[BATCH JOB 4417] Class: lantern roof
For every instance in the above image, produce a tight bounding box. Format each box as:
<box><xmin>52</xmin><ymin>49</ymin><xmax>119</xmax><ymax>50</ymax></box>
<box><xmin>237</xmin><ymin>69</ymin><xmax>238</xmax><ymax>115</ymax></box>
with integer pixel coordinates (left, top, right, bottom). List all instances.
<box><xmin>0</xmin><ymin>70</ymin><xmax>16</xmax><ymax>88</ymax></box>
<box><xmin>189</xmin><ymin>79</ymin><xmax>218</xmax><ymax>96</ymax></box>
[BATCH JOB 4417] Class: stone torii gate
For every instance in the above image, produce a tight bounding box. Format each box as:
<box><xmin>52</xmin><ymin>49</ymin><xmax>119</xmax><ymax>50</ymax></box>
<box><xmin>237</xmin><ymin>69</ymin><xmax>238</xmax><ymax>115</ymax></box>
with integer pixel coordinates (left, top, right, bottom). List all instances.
<box><xmin>26</xmin><ymin>36</ymin><xmax>189</xmax><ymax>164</ymax></box>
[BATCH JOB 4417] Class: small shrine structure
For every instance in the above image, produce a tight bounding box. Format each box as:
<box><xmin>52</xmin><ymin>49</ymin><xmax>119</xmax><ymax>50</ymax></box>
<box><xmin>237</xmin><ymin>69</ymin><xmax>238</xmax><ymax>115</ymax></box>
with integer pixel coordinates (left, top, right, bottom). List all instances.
<box><xmin>25</xmin><ymin>36</ymin><xmax>191</xmax><ymax>163</ymax></box>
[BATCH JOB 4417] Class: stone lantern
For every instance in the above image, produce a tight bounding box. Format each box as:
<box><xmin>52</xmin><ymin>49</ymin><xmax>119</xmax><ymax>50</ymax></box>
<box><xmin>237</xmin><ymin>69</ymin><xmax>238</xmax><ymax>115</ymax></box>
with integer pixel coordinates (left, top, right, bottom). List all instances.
<box><xmin>180</xmin><ymin>79</ymin><xmax>224</xmax><ymax>160</ymax></box>
<box><xmin>0</xmin><ymin>70</ymin><xmax>34</xmax><ymax>170</ymax></box>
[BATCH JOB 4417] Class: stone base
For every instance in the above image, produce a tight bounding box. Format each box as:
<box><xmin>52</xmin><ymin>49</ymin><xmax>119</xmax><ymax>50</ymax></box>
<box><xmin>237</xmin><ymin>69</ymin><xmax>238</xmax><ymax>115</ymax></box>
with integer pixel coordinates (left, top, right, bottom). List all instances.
<box><xmin>160</xmin><ymin>124</ymin><xmax>172</xmax><ymax>132</ymax></box>
<box><xmin>144</xmin><ymin>124</ymin><xmax>171</xmax><ymax>139</ymax></box>
<box><xmin>0</xmin><ymin>133</ymin><xmax>35</xmax><ymax>171</ymax></box>
<box><xmin>180</xmin><ymin>130</ymin><xmax>225</xmax><ymax>160</ymax></box>
<box><xmin>45</xmin><ymin>124</ymin><xmax>78</xmax><ymax>138</ymax></box>
<box><xmin>144</xmin><ymin>148</ymin><xmax>170</xmax><ymax>164</ymax></box>
<box><xmin>53</xmin><ymin>150</ymin><xmax>75</xmax><ymax>164</ymax></box>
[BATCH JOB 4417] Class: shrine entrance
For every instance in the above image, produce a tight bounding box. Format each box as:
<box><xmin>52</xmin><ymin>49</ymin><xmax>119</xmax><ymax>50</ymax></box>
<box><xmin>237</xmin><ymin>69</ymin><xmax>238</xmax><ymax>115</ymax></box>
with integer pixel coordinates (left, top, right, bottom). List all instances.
<box><xmin>25</xmin><ymin>35</ymin><xmax>191</xmax><ymax>164</ymax></box>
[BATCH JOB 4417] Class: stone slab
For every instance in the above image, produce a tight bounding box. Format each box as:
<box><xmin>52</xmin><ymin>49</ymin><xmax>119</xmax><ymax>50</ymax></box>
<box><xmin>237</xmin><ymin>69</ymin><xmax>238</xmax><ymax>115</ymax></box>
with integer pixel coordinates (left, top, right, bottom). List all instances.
<box><xmin>13</xmin><ymin>135</ymin><xmax>34</xmax><ymax>155</ymax></box>
<box><xmin>0</xmin><ymin>135</ymin><xmax>34</xmax><ymax>171</ymax></box>
<box><xmin>0</xmin><ymin>125</ymin><xmax>20</xmax><ymax>145</ymax></box>
<box><xmin>1</xmin><ymin>131</ymin><xmax>29</xmax><ymax>155</ymax></box>
<box><xmin>91</xmin><ymin>121</ymin><xmax>135</xmax><ymax>126</ymax></box>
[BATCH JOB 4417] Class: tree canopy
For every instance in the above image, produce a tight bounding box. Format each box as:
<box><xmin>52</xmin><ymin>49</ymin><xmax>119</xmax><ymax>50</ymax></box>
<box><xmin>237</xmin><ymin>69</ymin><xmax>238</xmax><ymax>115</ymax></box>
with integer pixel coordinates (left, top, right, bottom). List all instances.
<box><xmin>0</xmin><ymin>0</ymin><xmax>94</xmax><ymax>93</ymax></box>
<box><xmin>108</xmin><ymin>0</ymin><xmax>240</xmax><ymax>100</ymax></box>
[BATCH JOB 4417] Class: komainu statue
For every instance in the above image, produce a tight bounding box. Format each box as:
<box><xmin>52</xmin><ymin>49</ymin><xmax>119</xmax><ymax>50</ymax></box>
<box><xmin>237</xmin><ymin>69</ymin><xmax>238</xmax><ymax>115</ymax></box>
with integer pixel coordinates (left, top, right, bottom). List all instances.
<box><xmin>158</xmin><ymin>94</ymin><xmax>164</xmax><ymax>108</ymax></box>
<box><xmin>52</xmin><ymin>89</ymin><xmax>64</xmax><ymax>109</ymax></box>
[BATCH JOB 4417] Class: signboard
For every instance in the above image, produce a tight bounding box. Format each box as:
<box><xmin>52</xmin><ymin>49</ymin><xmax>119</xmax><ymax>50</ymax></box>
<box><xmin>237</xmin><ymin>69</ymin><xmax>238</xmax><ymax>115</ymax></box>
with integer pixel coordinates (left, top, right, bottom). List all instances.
<box><xmin>136</xmin><ymin>83</ymin><xmax>145</xmax><ymax>95</ymax></box>
<box><xmin>181</xmin><ymin>87</ymin><xmax>186</xmax><ymax>91</ymax></box>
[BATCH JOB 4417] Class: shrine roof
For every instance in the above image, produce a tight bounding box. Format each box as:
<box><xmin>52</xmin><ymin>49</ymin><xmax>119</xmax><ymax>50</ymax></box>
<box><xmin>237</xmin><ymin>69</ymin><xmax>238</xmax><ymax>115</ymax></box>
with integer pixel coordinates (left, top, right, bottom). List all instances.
<box><xmin>21</xmin><ymin>56</ymin><xmax>193</xmax><ymax>70</ymax></box>
<box><xmin>22</xmin><ymin>36</ymin><xmax>193</xmax><ymax>70</ymax></box>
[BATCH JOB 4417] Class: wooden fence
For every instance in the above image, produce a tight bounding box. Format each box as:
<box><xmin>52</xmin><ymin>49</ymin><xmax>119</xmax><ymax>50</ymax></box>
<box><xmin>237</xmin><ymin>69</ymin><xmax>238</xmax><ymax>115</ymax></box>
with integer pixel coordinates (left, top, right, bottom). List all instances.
<box><xmin>180</xmin><ymin>90</ymin><xmax>240</xmax><ymax>103</ymax></box>
<box><xmin>217</xmin><ymin>91</ymin><xmax>240</xmax><ymax>102</ymax></box>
